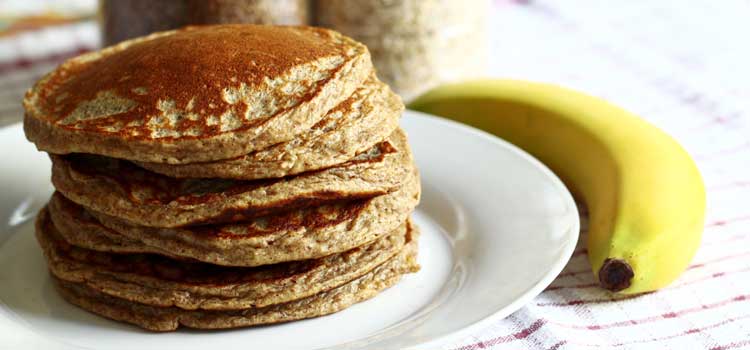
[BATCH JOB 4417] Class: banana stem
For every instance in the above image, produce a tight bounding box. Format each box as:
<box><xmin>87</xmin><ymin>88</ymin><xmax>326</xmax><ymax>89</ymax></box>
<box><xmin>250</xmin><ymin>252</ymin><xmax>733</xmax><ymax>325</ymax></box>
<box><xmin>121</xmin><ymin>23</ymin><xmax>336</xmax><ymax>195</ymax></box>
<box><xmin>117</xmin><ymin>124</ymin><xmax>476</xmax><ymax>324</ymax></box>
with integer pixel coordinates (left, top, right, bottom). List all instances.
<box><xmin>598</xmin><ymin>258</ymin><xmax>634</xmax><ymax>292</ymax></box>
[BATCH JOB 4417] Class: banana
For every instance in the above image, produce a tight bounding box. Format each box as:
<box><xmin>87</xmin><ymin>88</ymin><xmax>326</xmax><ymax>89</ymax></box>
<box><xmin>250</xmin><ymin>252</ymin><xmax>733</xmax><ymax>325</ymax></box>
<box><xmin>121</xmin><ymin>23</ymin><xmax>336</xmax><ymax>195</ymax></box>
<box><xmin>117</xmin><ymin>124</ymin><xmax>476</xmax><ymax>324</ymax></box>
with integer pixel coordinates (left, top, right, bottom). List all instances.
<box><xmin>408</xmin><ymin>80</ymin><xmax>705</xmax><ymax>294</ymax></box>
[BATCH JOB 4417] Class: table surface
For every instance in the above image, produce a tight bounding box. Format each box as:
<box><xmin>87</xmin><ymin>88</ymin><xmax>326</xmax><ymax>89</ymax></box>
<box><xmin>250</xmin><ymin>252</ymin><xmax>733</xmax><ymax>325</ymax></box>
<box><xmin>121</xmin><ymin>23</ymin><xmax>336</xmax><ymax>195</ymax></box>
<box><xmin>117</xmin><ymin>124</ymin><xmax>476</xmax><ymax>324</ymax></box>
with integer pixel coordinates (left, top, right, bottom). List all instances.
<box><xmin>1</xmin><ymin>1</ymin><xmax>749</xmax><ymax>349</ymax></box>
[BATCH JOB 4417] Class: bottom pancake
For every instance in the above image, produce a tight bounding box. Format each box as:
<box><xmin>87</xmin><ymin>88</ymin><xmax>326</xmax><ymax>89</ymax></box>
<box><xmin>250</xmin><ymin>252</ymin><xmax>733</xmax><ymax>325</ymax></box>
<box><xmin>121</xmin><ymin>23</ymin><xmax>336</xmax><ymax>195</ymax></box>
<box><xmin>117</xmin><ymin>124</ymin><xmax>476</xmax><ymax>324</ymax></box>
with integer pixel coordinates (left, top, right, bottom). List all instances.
<box><xmin>37</xmin><ymin>206</ymin><xmax>414</xmax><ymax>310</ymax></box>
<box><xmin>52</xmin><ymin>232</ymin><xmax>420</xmax><ymax>331</ymax></box>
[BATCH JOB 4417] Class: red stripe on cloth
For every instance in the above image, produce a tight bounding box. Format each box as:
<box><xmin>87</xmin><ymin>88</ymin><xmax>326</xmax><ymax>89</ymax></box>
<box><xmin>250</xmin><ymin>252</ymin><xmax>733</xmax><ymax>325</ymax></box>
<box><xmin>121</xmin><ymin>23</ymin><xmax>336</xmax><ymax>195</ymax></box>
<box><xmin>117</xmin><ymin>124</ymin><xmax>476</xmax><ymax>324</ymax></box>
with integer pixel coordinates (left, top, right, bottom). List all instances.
<box><xmin>544</xmin><ymin>295</ymin><xmax>749</xmax><ymax>328</ymax></box>
<box><xmin>454</xmin><ymin>313</ymin><xmax>750</xmax><ymax>350</ymax></box>
<box><xmin>537</xmin><ymin>292</ymin><xmax>747</xmax><ymax>309</ymax></box>
<box><xmin>706</xmin><ymin>215</ymin><xmax>750</xmax><ymax>228</ymax></box>
<box><xmin>708</xmin><ymin>181</ymin><xmax>750</xmax><ymax>191</ymax></box>
<box><xmin>0</xmin><ymin>47</ymin><xmax>91</xmax><ymax>75</ymax></box>
<box><xmin>536</xmin><ymin>293</ymin><xmax>646</xmax><ymax>307</ymax></box>
<box><xmin>451</xmin><ymin>319</ymin><xmax>547</xmax><ymax>350</ymax></box>
<box><xmin>696</xmin><ymin>142</ymin><xmax>750</xmax><ymax>160</ymax></box>
<box><xmin>688</xmin><ymin>251</ymin><xmax>750</xmax><ymax>270</ymax></box>
<box><xmin>571</xmin><ymin>248</ymin><xmax>588</xmax><ymax>257</ymax></box>
<box><xmin>671</xmin><ymin>267</ymin><xmax>750</xmax><ymax>288</ymax></box>
<box><xmin>712</xmin><ymin>340</ymin><xmax>750</xmax><ymax>350</ymax></box>
<box><xmin>550</xmin><ymin>314</ymin><xmax>750</xmax><ymax>348</ymax></box>
<box><xmin>702</xmin><ymin>234</ymin><xmax>750</xmax><ymax>247</ymax></box>
<box><xmin>556</xmin><ymin>269</ymin><xmax>590</xmax><ymax>278</ymax></box>
<box><xmin>612</xmin><ymin>315</ymin><xmax>750</xmax><ymax>346</ymax></box>
<box><xmin>546</xmin><ymin>282</ymin><xmax>598</xmax><ymax>291</ymax></box>
<box><xmin>688</xmin><ymin>114</ymin><xmax>744</xmax><ymax>132</ymax></box>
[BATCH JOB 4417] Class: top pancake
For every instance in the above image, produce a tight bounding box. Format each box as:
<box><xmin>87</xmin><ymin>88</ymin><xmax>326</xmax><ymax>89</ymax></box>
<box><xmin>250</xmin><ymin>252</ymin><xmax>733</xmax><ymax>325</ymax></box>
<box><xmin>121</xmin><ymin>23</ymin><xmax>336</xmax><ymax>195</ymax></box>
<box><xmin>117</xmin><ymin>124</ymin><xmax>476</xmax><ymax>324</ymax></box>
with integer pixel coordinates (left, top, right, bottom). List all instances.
<box><xmin>23</xmin><ymin>25</ymin><xmax>372</xmax><ymax>164</ymax></box>
<box><xmin>135</xmin><ymin>74</ymin><xmax>403</xmax><ymax>180</ymax></box>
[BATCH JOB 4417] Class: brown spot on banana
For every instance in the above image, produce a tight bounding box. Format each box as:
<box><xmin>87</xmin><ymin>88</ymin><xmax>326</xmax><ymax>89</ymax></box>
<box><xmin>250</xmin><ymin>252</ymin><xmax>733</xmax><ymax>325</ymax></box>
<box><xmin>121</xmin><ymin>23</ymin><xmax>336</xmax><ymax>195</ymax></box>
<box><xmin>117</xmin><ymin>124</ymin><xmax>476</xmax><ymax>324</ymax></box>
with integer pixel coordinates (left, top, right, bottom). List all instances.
<box><xmin>598</xmin><ymin>258</ymin><xmax>634</xmax><ymax>292</ymax></box>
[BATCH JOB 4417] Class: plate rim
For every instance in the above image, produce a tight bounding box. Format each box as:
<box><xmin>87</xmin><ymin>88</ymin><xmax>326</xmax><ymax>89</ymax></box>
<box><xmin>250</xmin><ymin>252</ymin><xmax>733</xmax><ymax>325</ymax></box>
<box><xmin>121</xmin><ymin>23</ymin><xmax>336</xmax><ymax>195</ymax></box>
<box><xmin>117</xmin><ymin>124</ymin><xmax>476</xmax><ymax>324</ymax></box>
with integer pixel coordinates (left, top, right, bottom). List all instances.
<box><xmin>400</xmin><ymin>110</ymin><xmax>579</xmax><ymax>349</ymax></box>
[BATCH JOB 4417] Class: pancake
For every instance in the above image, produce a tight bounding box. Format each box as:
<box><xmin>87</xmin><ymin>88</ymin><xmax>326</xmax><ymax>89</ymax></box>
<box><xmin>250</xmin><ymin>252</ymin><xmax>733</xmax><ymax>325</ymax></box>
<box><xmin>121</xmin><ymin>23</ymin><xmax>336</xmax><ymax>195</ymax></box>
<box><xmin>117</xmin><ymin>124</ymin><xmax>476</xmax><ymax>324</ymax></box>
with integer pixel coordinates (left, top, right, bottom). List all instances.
<box><xmin>50</xmin><ymin>128</ymin><xmax>413</xmax><ymax>228</ymax></box>
<box><xmin>24</xmin><ymin>25</ymin><xmax>372</xmax><ymax>164</ymax></box>
<box><xmin>51</xmin><ymin>168</ymin><xmax>420</xmax><ymax>266</ymax></box>
<box><xmin>37</xmin><ymin>207</ymin><xmax>413</xmax><ymax>310</ymax></box>
<box><xmin>136</xmin><ymin>74</ymin><xmax>403</xmax><ymax>180</ymax></box>
<box><xmin>48</xmin><ymin>192</ymin><xmax>188</xmax><ymax>258</ymax></box>
<box><xmin>52</xmin><ymin>233</ymin><xmax>419</xmax><ymax>331</ymax></box>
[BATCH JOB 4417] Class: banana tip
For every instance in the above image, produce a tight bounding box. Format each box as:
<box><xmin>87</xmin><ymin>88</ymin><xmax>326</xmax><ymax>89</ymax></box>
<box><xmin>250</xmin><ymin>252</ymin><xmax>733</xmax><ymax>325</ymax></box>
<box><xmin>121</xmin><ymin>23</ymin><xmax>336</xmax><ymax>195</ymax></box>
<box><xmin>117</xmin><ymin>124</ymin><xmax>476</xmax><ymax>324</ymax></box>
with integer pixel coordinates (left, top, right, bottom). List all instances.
<box><xmin>598</xmin><ymin>258</ymin><xmax>634</xmax><ymax>292</ymax></box>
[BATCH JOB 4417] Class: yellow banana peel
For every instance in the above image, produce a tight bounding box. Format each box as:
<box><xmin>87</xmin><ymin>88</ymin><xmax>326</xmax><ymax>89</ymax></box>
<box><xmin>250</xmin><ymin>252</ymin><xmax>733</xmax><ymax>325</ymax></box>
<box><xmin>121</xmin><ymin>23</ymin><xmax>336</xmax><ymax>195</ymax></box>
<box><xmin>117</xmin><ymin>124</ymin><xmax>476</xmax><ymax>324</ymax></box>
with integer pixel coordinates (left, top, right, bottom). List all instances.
<box><xmin>409</xmin><ymin>80</ymin><xmax>706</xmax><ymax>294</ymax></box>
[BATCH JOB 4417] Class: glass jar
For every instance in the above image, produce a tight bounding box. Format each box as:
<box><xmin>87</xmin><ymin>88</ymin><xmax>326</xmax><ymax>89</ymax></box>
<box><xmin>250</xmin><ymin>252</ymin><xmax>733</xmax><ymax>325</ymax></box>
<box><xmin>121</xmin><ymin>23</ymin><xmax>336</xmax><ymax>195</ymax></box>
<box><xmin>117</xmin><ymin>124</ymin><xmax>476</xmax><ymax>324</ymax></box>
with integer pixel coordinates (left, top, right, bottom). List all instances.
<box><xmin>315</xmin><ymin>0</ymin><xmax>489</xmax><ymax>101</ymax></box>
<box><xmin>100</xmin><ymin>0</ymin><xmax>309</xmax><ymax>46</ymax></box>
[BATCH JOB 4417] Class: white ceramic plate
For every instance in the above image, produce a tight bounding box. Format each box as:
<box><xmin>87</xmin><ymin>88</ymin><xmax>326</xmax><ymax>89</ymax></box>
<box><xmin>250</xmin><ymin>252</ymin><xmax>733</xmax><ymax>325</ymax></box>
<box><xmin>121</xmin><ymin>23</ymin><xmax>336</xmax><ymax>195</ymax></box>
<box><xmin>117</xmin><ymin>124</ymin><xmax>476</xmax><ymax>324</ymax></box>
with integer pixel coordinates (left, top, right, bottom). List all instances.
<box><xmin>0</xmin><ymin>111</ymin><xmax>578</xmax><ymax>349</ymax></box>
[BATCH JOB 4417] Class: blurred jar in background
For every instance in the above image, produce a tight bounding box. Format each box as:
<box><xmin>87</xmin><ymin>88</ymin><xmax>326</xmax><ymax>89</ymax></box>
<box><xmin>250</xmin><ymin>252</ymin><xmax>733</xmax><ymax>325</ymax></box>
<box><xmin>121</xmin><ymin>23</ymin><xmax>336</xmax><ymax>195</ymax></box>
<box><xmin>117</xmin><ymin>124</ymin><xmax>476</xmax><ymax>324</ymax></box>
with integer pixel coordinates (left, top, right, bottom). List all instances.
<box><xmin>100</xmin><ymin>0</ymin><xmax>309</xmax><ymax>46</ymax></box>
<box><xmin>315</xmin><ymin>0</ymin><xmax>489</xmax><ymax>101</ymax></box>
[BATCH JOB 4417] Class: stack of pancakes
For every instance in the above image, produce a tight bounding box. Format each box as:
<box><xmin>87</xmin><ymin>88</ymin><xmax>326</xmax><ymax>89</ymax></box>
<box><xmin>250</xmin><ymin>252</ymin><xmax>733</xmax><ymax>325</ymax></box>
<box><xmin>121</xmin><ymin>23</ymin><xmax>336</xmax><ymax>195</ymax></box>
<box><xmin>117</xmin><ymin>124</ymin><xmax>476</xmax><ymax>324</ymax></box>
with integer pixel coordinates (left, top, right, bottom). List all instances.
<box><xmin>22</xmin><ymin>25</ymin><xmax>420</xmax><ymax>331</ymax></box>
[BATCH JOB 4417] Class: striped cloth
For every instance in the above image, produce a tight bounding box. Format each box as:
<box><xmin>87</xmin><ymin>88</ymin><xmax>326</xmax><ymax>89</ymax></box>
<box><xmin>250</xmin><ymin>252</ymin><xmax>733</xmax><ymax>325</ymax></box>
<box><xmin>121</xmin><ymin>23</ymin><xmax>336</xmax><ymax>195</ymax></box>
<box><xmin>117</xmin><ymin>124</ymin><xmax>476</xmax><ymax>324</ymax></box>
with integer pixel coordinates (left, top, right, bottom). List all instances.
<box><xmin>1</xmin><ymin>1</ymin><xmax>749</xmax><ymax>349</ymax></box>
<box><xmin>0</xmin><ymin>20</ymin><xmax>98</xmax><ymax>126</ymax></box>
